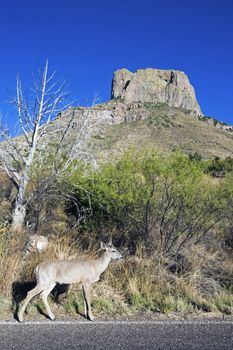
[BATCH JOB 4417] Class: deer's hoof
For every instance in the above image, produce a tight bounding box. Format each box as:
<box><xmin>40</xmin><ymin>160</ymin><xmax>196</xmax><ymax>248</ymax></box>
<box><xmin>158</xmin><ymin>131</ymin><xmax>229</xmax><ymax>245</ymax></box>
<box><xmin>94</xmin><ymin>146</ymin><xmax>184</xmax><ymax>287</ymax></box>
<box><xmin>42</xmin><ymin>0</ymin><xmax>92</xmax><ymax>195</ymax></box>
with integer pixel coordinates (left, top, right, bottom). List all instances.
<box><xmin>87</xmin><ymin>314</ymin><xmax>94</xmax><ymax>321</ymax></box>
<box><xmin>17</xmin><ymin>313</ymin><xmax>24</xmax><ymax>323</ymax></box>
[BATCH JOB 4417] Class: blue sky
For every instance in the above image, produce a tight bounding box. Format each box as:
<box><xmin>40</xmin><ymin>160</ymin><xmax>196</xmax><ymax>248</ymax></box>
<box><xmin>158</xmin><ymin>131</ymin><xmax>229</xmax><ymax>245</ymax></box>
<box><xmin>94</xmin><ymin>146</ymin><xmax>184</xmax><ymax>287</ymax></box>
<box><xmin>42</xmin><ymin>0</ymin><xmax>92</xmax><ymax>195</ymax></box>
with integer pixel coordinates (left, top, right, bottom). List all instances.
<box><xmin>0</xmin><ymin>0</ymin><xmax>233</xmax><ymax>129</ymax></box>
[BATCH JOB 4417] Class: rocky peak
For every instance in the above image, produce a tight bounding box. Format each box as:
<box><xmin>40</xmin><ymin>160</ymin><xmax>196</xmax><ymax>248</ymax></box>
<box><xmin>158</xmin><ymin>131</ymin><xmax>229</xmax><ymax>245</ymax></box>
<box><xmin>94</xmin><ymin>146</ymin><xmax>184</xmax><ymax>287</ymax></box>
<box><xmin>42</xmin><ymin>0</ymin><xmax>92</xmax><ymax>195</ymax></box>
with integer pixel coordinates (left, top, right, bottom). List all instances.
<box><xmin>111</xmin><ymin>68</ymin><xmax>203</xmax><ymax>116</ymax></box>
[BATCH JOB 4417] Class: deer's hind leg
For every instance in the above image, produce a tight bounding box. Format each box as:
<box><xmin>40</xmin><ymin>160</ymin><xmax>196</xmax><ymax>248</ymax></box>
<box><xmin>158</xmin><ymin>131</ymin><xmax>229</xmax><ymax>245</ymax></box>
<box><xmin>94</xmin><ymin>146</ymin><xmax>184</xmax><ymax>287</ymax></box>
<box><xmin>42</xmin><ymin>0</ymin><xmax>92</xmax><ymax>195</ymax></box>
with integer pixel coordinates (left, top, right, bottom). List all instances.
<box><xmin>18</xmin><ymin>284</ymin><xmax>45</xmax><ymax>322</ymax></box>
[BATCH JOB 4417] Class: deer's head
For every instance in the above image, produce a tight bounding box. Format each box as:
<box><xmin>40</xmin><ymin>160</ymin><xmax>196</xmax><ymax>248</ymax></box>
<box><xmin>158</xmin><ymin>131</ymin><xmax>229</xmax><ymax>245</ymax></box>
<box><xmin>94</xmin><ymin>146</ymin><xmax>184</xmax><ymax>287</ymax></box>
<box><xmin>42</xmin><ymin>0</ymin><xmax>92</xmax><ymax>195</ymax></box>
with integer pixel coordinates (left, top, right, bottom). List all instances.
<box><xmin>100</xmin><ymin>239</ymin><xmax>123</xmax><ymax>260</ymax></box>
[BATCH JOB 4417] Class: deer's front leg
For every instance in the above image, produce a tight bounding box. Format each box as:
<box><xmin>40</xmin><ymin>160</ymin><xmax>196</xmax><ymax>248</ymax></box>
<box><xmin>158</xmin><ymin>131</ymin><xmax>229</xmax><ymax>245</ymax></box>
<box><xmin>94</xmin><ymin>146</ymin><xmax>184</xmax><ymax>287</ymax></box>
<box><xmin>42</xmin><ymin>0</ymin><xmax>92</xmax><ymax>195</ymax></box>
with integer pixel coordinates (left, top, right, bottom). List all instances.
<box><xmin>82</xmin><ymin>284</ymin><xmax>94</xmax><ymax>321</ymax></box>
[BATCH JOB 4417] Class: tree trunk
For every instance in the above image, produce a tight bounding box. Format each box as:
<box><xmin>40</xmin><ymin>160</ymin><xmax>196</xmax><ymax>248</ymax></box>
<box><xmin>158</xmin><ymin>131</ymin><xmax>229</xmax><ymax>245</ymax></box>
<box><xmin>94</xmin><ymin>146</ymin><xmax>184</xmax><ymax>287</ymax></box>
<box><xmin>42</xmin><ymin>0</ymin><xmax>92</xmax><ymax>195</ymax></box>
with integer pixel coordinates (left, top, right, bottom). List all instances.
<box><xmin>11</xmin><ymin>166</ymin><xmax>29</xmax><ymax>231</ymax></box>
<box><xmin>11</xmin><ymin>203</ymin><xmax>26</xmax><ymax>232</ymax></box>
<box><xmin>11</xmin><ymin>134</ymin><xmax>38</xmax><ymax>232</ymax></box>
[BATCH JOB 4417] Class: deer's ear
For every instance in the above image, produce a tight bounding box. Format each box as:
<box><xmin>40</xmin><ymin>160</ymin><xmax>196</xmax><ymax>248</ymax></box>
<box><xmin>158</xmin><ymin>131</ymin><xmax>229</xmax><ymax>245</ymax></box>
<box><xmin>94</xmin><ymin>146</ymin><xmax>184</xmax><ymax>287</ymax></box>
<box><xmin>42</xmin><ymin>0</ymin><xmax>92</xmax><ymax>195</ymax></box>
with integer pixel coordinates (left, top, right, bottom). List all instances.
<box><xmin>108</xmin><ymin>237</ymin><xmax>112</xmax><ymax>245</ymax></box>
<box><xmin>100</xmin><ymin>242</ymin><xmax>106</xmax><ymax>250</ymax></box>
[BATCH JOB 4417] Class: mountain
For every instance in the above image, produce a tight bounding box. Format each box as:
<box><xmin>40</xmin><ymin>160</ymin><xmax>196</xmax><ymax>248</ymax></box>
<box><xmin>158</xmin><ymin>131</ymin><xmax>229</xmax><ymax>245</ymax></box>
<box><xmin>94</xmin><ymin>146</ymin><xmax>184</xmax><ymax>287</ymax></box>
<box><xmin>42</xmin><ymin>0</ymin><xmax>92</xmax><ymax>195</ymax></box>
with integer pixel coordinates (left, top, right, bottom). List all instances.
<box><xmin>55</xmin><ymin>68</ymin><xmax>233</xmax><ymax>161</ymax></box>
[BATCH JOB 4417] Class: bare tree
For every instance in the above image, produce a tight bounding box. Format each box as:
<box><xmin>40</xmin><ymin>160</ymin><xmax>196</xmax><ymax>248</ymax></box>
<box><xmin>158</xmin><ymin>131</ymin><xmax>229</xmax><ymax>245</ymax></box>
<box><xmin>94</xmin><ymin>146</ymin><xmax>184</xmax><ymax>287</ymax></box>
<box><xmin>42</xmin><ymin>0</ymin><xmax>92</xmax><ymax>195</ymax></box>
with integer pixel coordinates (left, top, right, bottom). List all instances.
<box><xmin>0</xmin><ymin>61</ymin><xmax>104</xmax><ymax>232</ymax></box>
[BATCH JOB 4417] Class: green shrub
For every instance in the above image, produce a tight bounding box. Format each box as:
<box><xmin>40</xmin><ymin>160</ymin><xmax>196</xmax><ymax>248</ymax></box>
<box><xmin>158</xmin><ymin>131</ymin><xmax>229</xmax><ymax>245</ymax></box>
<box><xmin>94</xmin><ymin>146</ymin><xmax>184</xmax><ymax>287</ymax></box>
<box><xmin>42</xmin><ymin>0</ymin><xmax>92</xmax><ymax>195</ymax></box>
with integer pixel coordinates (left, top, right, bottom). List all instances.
<box><xmin>66</xmin><ymin>150</ymin><xmax>233</xmax><ymax>256</ymax></box>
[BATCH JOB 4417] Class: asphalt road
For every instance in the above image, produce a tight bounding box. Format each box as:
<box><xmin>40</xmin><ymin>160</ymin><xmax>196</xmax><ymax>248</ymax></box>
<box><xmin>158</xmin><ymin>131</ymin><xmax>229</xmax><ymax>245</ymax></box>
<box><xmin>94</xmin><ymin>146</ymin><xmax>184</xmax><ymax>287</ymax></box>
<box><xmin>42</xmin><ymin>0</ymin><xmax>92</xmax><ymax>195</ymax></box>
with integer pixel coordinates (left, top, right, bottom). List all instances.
<box><xmin>0</xmin><ymin>320</ymin><xmax>233</xmax><ymax>350</ymax></box>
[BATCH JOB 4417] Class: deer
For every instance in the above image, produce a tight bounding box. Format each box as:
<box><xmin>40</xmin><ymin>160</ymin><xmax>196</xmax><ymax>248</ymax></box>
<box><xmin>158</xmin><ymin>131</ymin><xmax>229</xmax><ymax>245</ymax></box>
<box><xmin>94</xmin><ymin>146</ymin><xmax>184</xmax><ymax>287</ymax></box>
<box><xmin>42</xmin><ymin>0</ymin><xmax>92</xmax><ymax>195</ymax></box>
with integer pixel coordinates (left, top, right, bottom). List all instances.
<box><xmin>17</xmin><ymin>239</ymin><xmax>122</xmax><ymax>322</ymax></box>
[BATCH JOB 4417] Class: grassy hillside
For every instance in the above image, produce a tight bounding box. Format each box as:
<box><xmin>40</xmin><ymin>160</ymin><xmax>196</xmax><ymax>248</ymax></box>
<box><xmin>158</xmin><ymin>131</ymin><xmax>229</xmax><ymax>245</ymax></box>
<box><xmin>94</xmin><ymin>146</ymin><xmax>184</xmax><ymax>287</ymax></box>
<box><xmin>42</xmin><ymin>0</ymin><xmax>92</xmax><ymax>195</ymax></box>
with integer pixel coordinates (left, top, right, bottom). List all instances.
<box><xmin>94</xmin><ymin>103</ymin><xmax>233</xmax><ymax>161</ymax></box>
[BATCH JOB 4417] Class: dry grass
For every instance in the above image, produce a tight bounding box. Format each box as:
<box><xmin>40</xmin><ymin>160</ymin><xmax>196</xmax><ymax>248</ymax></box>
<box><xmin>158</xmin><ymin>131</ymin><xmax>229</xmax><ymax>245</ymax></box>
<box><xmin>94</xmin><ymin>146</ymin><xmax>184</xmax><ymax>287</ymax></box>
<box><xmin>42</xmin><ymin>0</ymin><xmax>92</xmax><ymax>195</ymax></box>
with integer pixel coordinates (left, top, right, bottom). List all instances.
<box><xmin>98</xmin><ymin>243</ymin><xmax>233</xmax><ymax>317</ymax></box>
<box><xmin>0</xmin><ymin>228</ymin><xmax>26</xmax><ymax>298</ymax></box>
<box><xmin>0</xmin><ymin>229</ymin><xmax>233</xmax><ymax>320</ymax></box>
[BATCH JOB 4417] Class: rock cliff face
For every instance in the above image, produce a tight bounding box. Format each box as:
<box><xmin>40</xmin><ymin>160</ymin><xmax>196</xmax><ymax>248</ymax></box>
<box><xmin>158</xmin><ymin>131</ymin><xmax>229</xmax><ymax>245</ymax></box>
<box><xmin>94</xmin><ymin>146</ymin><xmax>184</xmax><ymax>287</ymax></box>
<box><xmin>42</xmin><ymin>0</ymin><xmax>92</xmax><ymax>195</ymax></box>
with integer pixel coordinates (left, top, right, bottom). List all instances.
<box><xmin>111</xmin><ymin>68</ymin><xmax>203</xmax><ymax>116</ymax></box>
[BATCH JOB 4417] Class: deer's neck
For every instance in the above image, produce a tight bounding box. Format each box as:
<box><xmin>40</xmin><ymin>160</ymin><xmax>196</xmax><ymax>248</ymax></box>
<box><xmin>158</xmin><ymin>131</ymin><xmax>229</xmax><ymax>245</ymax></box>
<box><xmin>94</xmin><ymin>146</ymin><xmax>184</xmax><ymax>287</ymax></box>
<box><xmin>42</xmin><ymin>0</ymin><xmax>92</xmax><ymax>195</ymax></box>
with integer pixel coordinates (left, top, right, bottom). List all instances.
<box><xmin>96</xmin><ymin>252</ymin><xmax>111</xmax><ymax>274</ymax></box>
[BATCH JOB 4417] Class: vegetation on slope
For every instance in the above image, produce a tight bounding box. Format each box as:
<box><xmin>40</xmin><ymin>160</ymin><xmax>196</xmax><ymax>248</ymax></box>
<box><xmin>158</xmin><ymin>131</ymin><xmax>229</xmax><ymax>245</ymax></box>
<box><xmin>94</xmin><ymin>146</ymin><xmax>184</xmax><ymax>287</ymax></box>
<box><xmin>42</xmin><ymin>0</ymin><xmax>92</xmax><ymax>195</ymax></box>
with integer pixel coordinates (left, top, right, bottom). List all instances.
<box><xmin>0</xmin><ymin>149</ymin><xmax>233</xmax><ymax>320</ymax></box>
<box><xmin>94</xmin><ymin>104</ymin><xmax>233</xmax><ymax>162</ymax></box>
